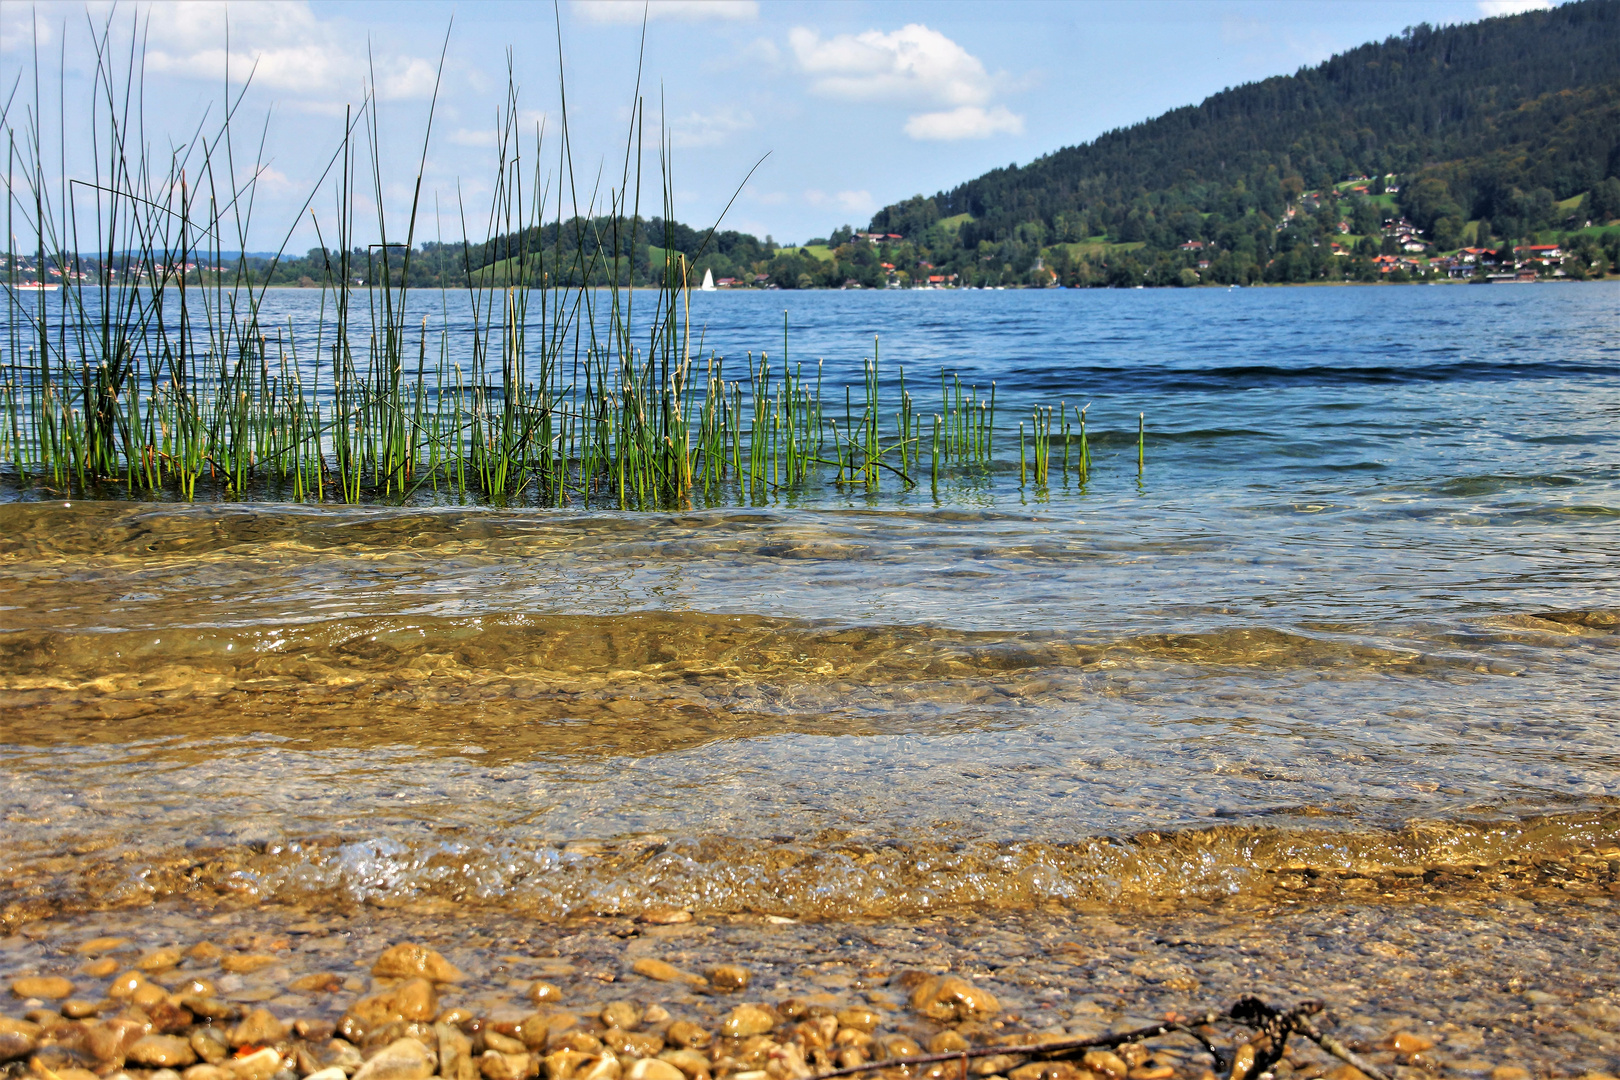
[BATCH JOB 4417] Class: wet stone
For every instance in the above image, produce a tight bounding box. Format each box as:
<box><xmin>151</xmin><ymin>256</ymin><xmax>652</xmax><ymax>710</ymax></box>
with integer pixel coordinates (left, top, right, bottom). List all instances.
<box><xmin>353</xmin><ymin>1038</ymin><xmax>437</xmax><ymax>1080</ymax></box>
<box><xmin>719</xmin><ymin>1006</ymin><xmax>776</xmax><ymax>1039</ymax></box>
<box><xmin>11</xmin><ymin>976</ymin><xmax>74</xmax><ymax>1000</ymax></box>
<box><xmin>373</xmin><ymin>945</ymin><xmax>463</xmax><ymax>984</ymax></box>
<box><xmin>229</xmin><ymin>1008</ymin><xmax>287</xmax><ymax>1048</ymax></box>
<box><xmin>128</xmin><ymin>1035</ymin><xmax>199</xmax><ymax>1068</ymax></box>
<box><xmin>705</xmin><ymin>967</ymin><xmax>749</xmax><ymax>993</ymax></box>
<box><xmin>908</xmin><ymin>976</ymin><xmax>1000</xmax><ymax>1023</ymax></box>
<box><xmin>601</xmin><ymin>1002</ymin><xmax>642</xmax><ymax>1031</ymax></box>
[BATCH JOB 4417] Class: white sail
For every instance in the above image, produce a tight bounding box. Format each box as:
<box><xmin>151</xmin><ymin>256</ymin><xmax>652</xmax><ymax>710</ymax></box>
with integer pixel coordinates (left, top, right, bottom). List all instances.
<box><xmin>700</xmin><ymin>268</ymin><xmax>716</xmax><ymax>291</ymax></box>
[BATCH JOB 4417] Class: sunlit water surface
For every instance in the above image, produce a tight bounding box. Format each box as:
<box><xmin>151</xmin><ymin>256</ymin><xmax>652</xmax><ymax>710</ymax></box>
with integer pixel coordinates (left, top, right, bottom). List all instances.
<box><xmin>2</xmin><ymin>282</ymin><xmax>1617</xmax><ymax>920</ymax></box>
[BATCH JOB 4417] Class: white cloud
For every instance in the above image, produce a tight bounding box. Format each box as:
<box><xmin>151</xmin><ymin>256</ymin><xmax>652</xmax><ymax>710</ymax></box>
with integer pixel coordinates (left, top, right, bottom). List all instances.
<box><xmin>0</xmin><ymin>5</ymin><xmax>51</xmax><ymax>54</ymax></box>
<box><xmin>451</xmin><ymin>110</ymin><xmax>548</xmax><ymax>148</ymax></box>
<box><xmin>1477</xmin><ymin>0</ymin><xmax>1553</xmax><ymax>14</ymax></box>
<box><xmin>669</xmin><ymin>107</ymin><xmax>754</xmax><ymax>148</ymax></box>
<box><xmin>801</xmin><ymin>189</ymin><xmax>874</xmax><ymax>213</ymax></box>
<box><xmin>904</xmin><ymin>105</ymin><xmax>1024</xmax><ymax>141</ymax></box>
<box><xmin>788</xmin><ymin>23</ymin><xmax>1022</xmax><ymax>141</ymax></box>
<box><xmin>789</xmin><ymin>24</ymin><xmax>992</xmax><ymax>107</ymax></box>
<box><xmin>573</xmin><ymin>1</ymin><xmax>759</xmax><ymax>25</ymax></box>
<box><xmin>89</xmin><ymin>1</ymin><xmax>438</xmax><ymax>102</ymax></box>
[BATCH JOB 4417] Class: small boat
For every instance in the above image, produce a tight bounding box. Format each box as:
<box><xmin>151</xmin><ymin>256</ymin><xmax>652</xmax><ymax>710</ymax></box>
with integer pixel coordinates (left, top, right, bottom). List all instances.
<box><xmin>699</xmin><ymin>268</ymin><xmax>716</xmax><ymax>292</ymax></box>
<box><xmin>10</xmin><ymin>282</ymin><xmax>58</xmax><ymax>291</ymax></box>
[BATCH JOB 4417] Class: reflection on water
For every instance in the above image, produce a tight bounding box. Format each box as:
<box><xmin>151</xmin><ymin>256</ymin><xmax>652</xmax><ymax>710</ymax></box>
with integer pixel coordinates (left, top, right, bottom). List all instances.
<box><xmin>1</xmin><ymin>285</ymin><xmax>1617</xmax><ymax>927</ymax></box>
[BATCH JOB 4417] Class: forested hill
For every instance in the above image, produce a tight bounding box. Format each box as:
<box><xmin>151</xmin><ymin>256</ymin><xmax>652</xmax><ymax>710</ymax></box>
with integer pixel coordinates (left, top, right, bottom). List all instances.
<box><xmin>860</xmin><ymin>0</ymin><xmax>1620</xmax><ymax>286</ymax></box>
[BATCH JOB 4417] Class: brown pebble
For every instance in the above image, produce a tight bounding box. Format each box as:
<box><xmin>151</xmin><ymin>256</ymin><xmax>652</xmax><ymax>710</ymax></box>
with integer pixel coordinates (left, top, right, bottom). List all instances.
<box><xmin>372</xmin><ymin>944</ymin><xmax>463</xmax><ymax>984</ymax></box>
<box><xmin>229</xmin><ymin>1046</ymin><xmax>284</xmax><ymax>1080</ymax></box>
<box><xmin>1490</xmin><ymin>1070</ymin><xmax>1531</xmax><ymax>1080</ymax></box>
<box><xmin>705</xmin><ymin>966</ymin><xmax>749</xmax><ymax>993</ymax></box>
<box><xmin>290</xmin><ymin>973</ymin><xmax>344</xmax><ymax>994</ymax></box>
<box><xmin>718</xmin><ymin>1006</ymin><xmax>775</xmax><ymax>1039</ymax></box>
<box><xmin>642</xmin><ymin>1006</ymin><xmax>671</xmax><ymax>1025</ymax></box>
<box><xmin>127</xmin><ymin>1035</ymin><xmax>198</xmax><ymax>1068</ymax></box>
<box><xmin>228</xmin><ymin>1008</ymin><xmax>287</xmax><ymax>1049</ymax></box>
<box><xmin>834</xmin><ymin>1008</ymin><xmax>880</xmax><ymax>1033</ymax></box>
<box><xmin>186</xmin><ymin>943</ymin><xmax>224</xmax><ymax>963</ymax></box>
<box><xmin>220</xmin><ymin>954</ymin><xmax>278</xmax><ymax>975</ymax></box>
<box><xmin>182</xmin><ymin>1065</ymin><xmax>234</xmax><ymax>1080</ymax></box>
<box><xmin>133</xmin><ymin>982</ymin><xmax>170</xmax><ymax>1009</ymax></box>
<box><xmin>189</xmin><ymin>1029</ymin><xmax>229</xmax><ymax>1065</ymax></box>
<box><xmin>631</xmin><ymin>960</ymin><xmax>705</xmax><ymax>988</ymax></box>
<box><xmin>601</xmin><ymin>1002</ymin><xmax>642</xmax><ymax>1031</ymax></box>
<box><xmin>907</xmin><ymin>976</ymin><xmax>999</xmax><ymax>1023</ymax></box>
<box><xmin>106</xmin><ymin>971</ymin><xmax>147</xmax><ymax>1000</ymax></box>
<box><xmin>478</xmin><ymin>1050</ymin><xmax>531</xmax><ymax>1080</ymax></box>
<box><xmin>0</xmin><ymin>1031</ymin><xmax>37</xmax><ymax>1062</ymax></box>
<box><xmin>927</xmin><ymin>1032</ymin><xmax>969</xmax><ymax>1054</ymax></box>
<box><xmin>1387</xmin><ymin>1031</ymin><xmax>1435</xmax><ymax>1053</ymax></box>
<box><xmin>138</xmin><ymin>949</ymin><xmax>184</xmax><ymax>973</ymax></box>
<box><xmin>12</xmin><ymin>976</ymin><xmax>74</xmax><ymax>1000</ymax></box>
<box><xmin>76</xmin><ymin>937</ymin><xmax>131</xmax><ymax>955</ymax></box>
<box><xmin>81</xmin><ymin>958</ymin><xmax>119</xmax><ymax>979</ymax></box>
<box><xmin>528</xmin><ymin>981</ymin><xmax>564</xmax><ymax>1005</ymax></box>
<box><xmin>655</xmin><ymin>1049</ymin><xmax>711</xmax><ymax>1080</ymax></box>
<box><xmin>637</xmin><ymin>908</ymin><xmax>693</xmax><ymax>926</ymax></box>
<box><xmin>1080</xmin><ymin>1050</ymin><xmax>1128</xmax><ymax>1080</ymax></box>
<box><xmin>626</xmin><ymin>1060</ymin><xmax>684</xmax><ymax>1080</ymax></box>
<box><xmin>663</xmin><ymin>1023</ymin><xmax>710</xmax><ymax>1051</ymax></box>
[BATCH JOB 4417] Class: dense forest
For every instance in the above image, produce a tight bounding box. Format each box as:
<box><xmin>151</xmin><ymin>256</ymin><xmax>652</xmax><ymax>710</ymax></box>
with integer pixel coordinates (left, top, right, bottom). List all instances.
<box><xmin>858</xmin><ymin>0</ymin><xmax>1620</xmax><ymax>287</ymax></box>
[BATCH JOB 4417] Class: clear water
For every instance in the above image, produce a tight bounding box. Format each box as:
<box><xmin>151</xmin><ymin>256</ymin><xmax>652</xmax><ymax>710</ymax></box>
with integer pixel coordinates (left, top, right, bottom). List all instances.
<box><xmin>1</xmin><ymin>282</ymin><xmax>1616</xmax><ymax>920</ymax></box>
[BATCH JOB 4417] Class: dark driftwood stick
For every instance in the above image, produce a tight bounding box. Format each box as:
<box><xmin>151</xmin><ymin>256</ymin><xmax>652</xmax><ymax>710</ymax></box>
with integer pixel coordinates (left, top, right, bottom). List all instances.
<box><xmin>1294</xmin><ymin>1017</ymin><xmax>1392</xmax><ymax>1080</ymax></box>
<box><xmin>798</xmin><ymin>1015</ymin><xmax>1220</xmax><ymax>1080</ymax></box>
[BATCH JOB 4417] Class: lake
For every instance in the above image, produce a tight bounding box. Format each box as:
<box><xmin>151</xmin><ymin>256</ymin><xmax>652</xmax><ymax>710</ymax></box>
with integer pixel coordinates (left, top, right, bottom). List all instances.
<box><xmin>2</xmin><ymin>281</ymin><xmax>1617</xmax><ymax>1072</ymax></box>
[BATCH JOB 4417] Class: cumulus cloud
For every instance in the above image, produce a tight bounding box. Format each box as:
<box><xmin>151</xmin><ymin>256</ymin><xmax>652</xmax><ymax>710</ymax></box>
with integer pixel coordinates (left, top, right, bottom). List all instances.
<box><xmin>905</xmin><ymin>105</ymin><xmax>1024</xmax><ymax>141</ymax></box>
<box><xmin>573</xmin><ymin>1</ymin><xmax>758</xmax><ymax>25</ymax></box>
<box><xmin>84</xmin><ymin>1</ymin><xmax>438</xmax><ymax>102</ymax></box>
<box><xmin>1477</xmin><ymin>0</ymin><xmax>1553</xmax><ymax>13</ymax></box>
<box><xmin>669</xmin><ymin>107</ymin><xmax>754</xmax><ymax>148</ymax></box>
<box><xmin>789</xmin><ymin>24</ymin><xmax>992</xmax><ymax>106</ymax></box>
<box><xmin>788</xmin><ymin>23</ymin><xmax>1022</xmax><ymax>141</ymax></box>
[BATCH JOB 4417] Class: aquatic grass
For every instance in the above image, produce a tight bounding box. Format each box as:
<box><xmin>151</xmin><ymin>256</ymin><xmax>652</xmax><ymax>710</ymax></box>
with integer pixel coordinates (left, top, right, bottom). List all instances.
<box><xmin>0</xmin><ymin>12</ymin><xmax>1149</xmax><ymax>509</ymax></box>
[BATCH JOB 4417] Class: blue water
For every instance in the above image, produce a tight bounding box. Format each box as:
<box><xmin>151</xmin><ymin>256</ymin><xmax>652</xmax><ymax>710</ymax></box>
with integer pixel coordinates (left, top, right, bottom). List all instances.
<box><xmin>1</xmin><ymin>281</ymin><xmax>1616</xmax><ymax>917</ymax></box>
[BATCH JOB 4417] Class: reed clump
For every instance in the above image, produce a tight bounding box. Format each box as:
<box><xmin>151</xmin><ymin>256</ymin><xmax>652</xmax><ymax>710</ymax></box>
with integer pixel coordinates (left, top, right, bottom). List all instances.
<box><xmin>0</xmin><ymin>13</ymin><xmax>1142</xmax><ymax>508</ymax></box>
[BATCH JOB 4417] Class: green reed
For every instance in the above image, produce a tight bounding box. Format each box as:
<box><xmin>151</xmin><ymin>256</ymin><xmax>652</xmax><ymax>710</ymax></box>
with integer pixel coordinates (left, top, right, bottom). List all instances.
<box><xmin>0</xmin><ymin>13</ymin><xmax>1144</xmax><ymax>509</ymax></box>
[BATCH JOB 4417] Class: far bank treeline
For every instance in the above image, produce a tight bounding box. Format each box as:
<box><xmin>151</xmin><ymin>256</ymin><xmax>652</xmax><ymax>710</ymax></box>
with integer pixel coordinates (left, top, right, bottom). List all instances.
<box><xmin>27</xmin><ymin>0</ymin><xmax>1619</xmax><ymax>293</ymax></box>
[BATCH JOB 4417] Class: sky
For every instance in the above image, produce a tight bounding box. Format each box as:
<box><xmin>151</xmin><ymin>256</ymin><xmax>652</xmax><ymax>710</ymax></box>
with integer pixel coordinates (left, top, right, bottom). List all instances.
<box><xmin>0</xmin><ymin>0</ymin><xmax>1563</xmax><ymax>253</ymax></box>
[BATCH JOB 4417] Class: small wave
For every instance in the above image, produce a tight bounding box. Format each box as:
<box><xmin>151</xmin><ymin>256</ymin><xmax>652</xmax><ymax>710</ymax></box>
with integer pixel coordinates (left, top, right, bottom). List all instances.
<box><xmin>6</xmin><ymin>808</ymin><xmax>1616</xmax><ymax>925</ymax></box>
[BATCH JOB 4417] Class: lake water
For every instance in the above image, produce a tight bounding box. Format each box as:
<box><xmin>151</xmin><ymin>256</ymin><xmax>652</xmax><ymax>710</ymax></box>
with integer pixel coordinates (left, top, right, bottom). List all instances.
<box><xmin>2</xmin><ymin>283</ymin><xmax>1618</xmax><ymax>1069</ymax></box>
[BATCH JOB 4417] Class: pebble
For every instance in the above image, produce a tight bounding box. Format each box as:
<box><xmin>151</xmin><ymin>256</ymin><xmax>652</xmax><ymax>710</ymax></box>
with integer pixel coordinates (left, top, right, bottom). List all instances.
<box><xmin>139</xmin><ymin>949</ymin><xmax>184</xmax><ymax>972</ymax></box>
<box><xmin>372</xmin><ymin>945</ymin><xmax>462</xmax><ymax>984</ymax></box>
<box><xmin>908</xmin><ymin>976</ymin><xmax>1001</xmax><ymax>1022</ymax></box>
<box><xmin>704</xmin><ymin>966</ymin><xmax>749</xmax><ymax>992</ymax></box>
<box><xmin>10</xmin><ymin>976</ymin><xmax>73</xmax><ymax>1000</ymax></box>
<box><xmin>352</xmin><ymin>1038</ymin><xmax>436</xmax><ymax>1080</ymax></box>
<box><xmin>528</xmin><ymin>981</ymin><xmax>564</xmax><ymax>1005</ymax></box>
<box><xmin>601</xmin><ymin>1002</ymin><xmax>642</xmax><ymax>1031</ymax></box>
<box><xmin>75</xmin><ymin>937</ymin><xmax>131</xmax><ymax>955</ymax></box>
<box><xmin>477</xmin><ymin>1050</ymin><xmax>530</xmax><ymax>1080</ymax></box>
<box><xmin>81</xmin><ymin>958</ymin><xmax>119</xmax><ymax>978</ymax></box>
<box><xmin>127</xmin><ymin>1035</ymin><xmax>198</xmax><ymax>1068</ymax></box>
<box><xmin>663</xmin><ymin>1022</ymin><xmax>710</xmax><ymax>1050</ymax></box>
<box><xmin>222</xmin><ymin>955</ymin><xmax>280</xmax><ymax>975</ymax></box>
<box><xmin>637</xmin><ymin>909</ymin><xmax>693</xmax><ymax>926</ymax></box>
<box><xmin>630</xmin><ymin>960</ymin><xmax>705</xmax><ymax>988</ymax></box>
<box><xmin>719</xmin><ymin>1005</ymin><xmax>776</xmax><ymax>1039</ymax></box>
<box><xmin>0</xmin><ymin>1031</ymin><xmax>37</xmax><ymax>1061</ymax></box>
<box><xmin>626</xmin><ymin>1059</ymin><xmax>684</xmax><ymax>1080</ymax></box>
<box><xmin>227</xmin><ymin>1046</ymin><xmax>283</xmax><ymax>1080</ymax></box>
<box><xmin>1387</xmin><ymin>1030</ymin><xmax>1434</xmax><ymax>1053</ymax></box>
<box><xmin>229</xmin><ymin>1008</ymin><xmax>288</xmax><ymax>1048</ymax></box>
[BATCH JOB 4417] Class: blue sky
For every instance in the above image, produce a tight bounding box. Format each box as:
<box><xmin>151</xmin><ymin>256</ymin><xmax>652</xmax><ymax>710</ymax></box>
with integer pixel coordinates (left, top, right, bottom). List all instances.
<box><xmin>1</xmin><ymin>0</ymin><xmax>1560</xmax><ymax>251</ymax></box>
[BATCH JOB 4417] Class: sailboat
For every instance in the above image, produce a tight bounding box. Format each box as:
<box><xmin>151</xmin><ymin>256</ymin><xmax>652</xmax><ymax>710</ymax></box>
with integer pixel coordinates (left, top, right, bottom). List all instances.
<box><xmin>700</xmin><ymin>268</ymin><xmax>716</xmax><ymax>291</ymax></box>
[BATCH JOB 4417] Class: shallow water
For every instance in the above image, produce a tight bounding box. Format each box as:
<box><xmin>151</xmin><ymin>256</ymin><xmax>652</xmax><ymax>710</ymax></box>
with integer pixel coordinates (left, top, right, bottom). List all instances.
<box><xmin>2</xmin><ymin>283</ymin><xmax>1617</xmax><ymax>930</ymax></box>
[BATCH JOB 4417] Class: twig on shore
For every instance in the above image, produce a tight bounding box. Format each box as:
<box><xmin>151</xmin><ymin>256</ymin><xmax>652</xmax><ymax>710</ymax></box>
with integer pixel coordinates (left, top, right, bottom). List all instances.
<box><xmin>799</xmin><ymin>997</ymin><xmax>1390</xmax><ymax>1080</ymax></box>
